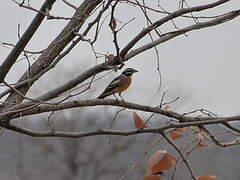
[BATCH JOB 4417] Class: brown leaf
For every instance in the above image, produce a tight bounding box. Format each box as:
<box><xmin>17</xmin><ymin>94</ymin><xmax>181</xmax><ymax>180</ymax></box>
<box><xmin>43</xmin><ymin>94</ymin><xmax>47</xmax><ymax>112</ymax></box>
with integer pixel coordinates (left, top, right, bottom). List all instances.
<box><xmin>170</xmin><ymin>131</ymin><xmax>184</xmax><ymax>140</ymax></box>
<box><xmin>147</xmin><ymin>150</ymin><xmax>167</xmax><ymax>173</ymax></box>
<box><xmin>196</xmin><ymin>174</ymin><xmax>217</xmax><ymax>180</ymax></box>
<box><xmin>109</xmin><ymin>17</ymin><xmax>117</xmax><ymax>31</ymax></box>
<box><xmin>133</xmin><ymin>112</ymin><xmax>146</xmax><ymax>129</ymax></box>
<box><xmin>151</xmin><ymin>153</ymin><xmax>176</xmax><ymax>173</ymax></box>
<box><xmin>143</xmin><ymin>174</ymin><xmax>162</xmax><ymax>180</ymax></box>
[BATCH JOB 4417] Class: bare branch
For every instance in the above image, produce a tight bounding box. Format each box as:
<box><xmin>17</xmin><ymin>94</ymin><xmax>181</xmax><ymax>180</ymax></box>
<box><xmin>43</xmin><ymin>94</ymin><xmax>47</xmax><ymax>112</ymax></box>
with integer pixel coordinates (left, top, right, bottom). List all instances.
<box><xmin>120</xmin><ymin>0</ymin><xmax>231</xmax><ymax>58</ymax></box>
<box><xmin>162</xmin><ymin>133</ymin><xmax>196</xmax><ymax>180</ymax></box>
<box><xmin>62</xmin><ymin>0</ymin><xmax>77</xmax><ymax>10</ymax></box>
<box><xmin>202</xmin><ymin>126</ymin><xmax>240</xmax><ymax>147</ymax></box>
<box><xmin>3</xmin><ymin>0</ymin><xmax>103</xmax><ymax>108</ymax></box>
<box><xmin>2</xmin><ymin>81</ymin><xmax>54</xmax><ymax>105</ymax></box>
<box><xmin>0</xmin><ymin>0</ymin><xmax>56</xmax><ymax>84</ymax></box>
<box><xmin>120</xmin><ymin>0</ymin><xmax>230</xmax><ymax>19</ymax></box>
<box><xmin>3</xmin><ymin>115</ymin><xmax>240</xmax><ymax>140</ymax></box>
<box><xmin>0</xmin><ymin>1</ymin><xmax>114</xmax><ymax>101</ymax></box>
<box><xmin>5</xmin><ymin>7</ymin><xmax>237</xmax><ymax>106</ymax></box>
<box><xmin>124</xmin><ymin>9</ymin><xmax>240</xmax><ymax>60</ymax></box>
<box><xmin>1</xmin><ymin>41</ymin><xmax>44</xmax><ymax>54</ymax></box>
<box><xmin>2</xmin><ymin>99</ymin><xmax>240</xmax><ymax>125</ymax></box>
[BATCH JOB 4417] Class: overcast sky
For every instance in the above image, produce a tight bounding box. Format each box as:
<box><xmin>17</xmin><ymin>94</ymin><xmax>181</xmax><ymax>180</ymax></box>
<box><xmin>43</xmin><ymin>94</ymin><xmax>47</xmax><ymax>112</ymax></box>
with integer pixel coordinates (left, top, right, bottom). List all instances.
<box><xmin>0</xmin><ymin>0</ymin><xmax>240</xmax><ymax>116</ymax></box>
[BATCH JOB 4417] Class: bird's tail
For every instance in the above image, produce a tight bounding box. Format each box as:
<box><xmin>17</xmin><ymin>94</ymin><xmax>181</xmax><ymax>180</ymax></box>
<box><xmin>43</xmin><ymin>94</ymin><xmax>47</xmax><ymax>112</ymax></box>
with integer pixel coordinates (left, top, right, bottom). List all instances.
<box><xmin>97</xmin><ymin>94</ymin><xmax>105</xmax><ymax>99</ymax></box>
<box><xmin>97</xmin><ymin>92</ymin><xmax>111</xmax><ymax>99</ymax></box>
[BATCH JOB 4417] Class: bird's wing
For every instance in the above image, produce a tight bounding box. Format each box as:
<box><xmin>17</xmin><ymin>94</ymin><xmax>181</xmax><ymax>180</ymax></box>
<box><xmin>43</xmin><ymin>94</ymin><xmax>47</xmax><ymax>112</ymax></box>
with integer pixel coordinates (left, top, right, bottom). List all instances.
<box><xmin>103</xmin><ymin>76</ymin><xmax>121</xmax><ymax>93</ymax></box>
<box><xmin>97</xmin><ymin>75</ymin><xmax>123</xmax><ymax>99</ymax></box>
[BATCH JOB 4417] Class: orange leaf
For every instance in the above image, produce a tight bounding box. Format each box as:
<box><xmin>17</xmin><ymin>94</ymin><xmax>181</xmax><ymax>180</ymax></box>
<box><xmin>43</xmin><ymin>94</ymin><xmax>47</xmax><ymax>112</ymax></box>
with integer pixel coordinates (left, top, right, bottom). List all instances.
<box><xmin>170</xmin><ymin>131</ymin><xmax>184</xmax><ymax>140</ymax></box>
<box><xmin>147</xmin><ymin>150</ymin><xmax>167</xmax><ymax>172</ymax></box>
<box><xmin>133</xmin><ymin>112</ymin><xmax>146</xmax><ymax>129</ymax></box>
<box><xmin>151</xmin><ymin>153</ymin><xmax>176</xmax><ymax>173</ymax></box>
<box><xmin>196</xmin><ymin>174</ymin><xmax>217</xmax><ymax>180</ymax></box>
<box><xmin>143</xmin><ymin>174</ymin><xmax>162</xmax><ymax>180</ymax></box>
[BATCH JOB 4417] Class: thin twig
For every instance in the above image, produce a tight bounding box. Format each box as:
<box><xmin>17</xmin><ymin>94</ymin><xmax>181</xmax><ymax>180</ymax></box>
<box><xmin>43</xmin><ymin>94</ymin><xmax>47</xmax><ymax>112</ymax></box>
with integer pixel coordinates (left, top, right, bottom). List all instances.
<box><xmin>62</xmin><ymin>0</ymin><xmax>77</xmax><ymax>10</ymax></box>
<box><xmin>2</xmin><ymin>81</ymin><xmax>54</xmax><ymax>105</ymax></box>
<box><xmin>161</xmin><ymin>133</ymin><xmax>196</xmax><ymax>180</ymax></box>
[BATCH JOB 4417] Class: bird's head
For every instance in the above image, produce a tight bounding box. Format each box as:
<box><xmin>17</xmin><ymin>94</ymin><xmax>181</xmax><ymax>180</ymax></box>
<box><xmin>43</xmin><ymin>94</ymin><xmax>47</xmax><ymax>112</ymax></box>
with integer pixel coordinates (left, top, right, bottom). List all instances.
<box><xmin>122</xmin><ymin>68</ymin><xmax>138</xmax><ymax>76</ymax></box>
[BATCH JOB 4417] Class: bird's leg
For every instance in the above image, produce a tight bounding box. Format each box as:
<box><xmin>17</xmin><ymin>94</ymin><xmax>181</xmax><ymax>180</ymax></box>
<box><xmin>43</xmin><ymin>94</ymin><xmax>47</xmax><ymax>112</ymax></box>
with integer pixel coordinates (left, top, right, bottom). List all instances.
<box><xmin>119</xmin><ymin>93</ymin><xmax>125</xmax><ymax>102</ymax></box>
<box><xmin>113</xmin><ymin>94</ymin><xmax>119</xmax><ymax>100</ymax></box>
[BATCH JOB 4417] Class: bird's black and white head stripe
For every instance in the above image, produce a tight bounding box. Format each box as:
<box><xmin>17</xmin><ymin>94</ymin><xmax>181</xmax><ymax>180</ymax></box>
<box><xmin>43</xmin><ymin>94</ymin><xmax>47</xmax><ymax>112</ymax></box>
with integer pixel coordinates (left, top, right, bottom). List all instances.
<box><xmin>122</xmin><ymin>68</ymin><xmax>138</xmax><ymax>76</ymax></box>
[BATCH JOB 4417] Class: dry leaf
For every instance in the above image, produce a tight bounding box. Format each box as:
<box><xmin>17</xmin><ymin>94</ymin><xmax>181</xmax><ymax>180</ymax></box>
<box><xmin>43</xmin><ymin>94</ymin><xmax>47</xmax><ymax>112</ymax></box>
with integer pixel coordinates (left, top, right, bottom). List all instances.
<box><xmin>151</xmin><ymin>153</ymin><xmax>176</xmax><ymax>173</ymax></box>
<box><xmin>169</xmin><ymin>127</ymin><xmax>188</xmax><ymax>140</ymax></box>
<box><xmin>147</xmin><ymin>150</ymin><xmax>167</xmax><ymax>173</ymax></box>
<box><xmin>109</xmin><ymin>17</ymin><xmax>117</xmax><ymax>31</ymax></box>
<box><xmin>170</xmin><ymin>131</ymin><xmax>184</xmax><ymax>140</ymax></box>
<box><xmin>133</xmin><ymin>112</ymin><xmax>147</xmax><ymax>129</ymax></box>
<box><xmin>196</xmin><ymin>174</ymin><xmax>217</xmax><ymax>180</ymax></box>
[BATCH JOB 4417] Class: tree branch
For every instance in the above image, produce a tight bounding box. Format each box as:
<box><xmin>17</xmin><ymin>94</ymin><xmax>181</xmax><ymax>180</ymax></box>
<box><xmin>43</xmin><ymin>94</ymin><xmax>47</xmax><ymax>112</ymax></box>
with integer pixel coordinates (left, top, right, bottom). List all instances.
<box><xmin>5</xmin><ymin>8</ymin><xmax>237</xmax><ymax>107</ymax></box>
<box><xmin>0</xmin><ymin>0</ymin><xmax>114</xmax><ymax>101</ymax></box>
<box><xmin>0</xmin><ymin>0</ymin><xmax>57</xmax><ymax>84</ymax></box>
<box><xmin>201</xmin><ymin>126</ymin><xmax>240</xmax><ymax>147</ymax></box>
<box><xmin>3</xmin><ymin>0</ymin><xmax>103</xmax><ymax>107</ymax></box>
<box><xmin>2</xmin><ymin>99</ymin><xmax>240</xmax><ymax>125</ymax></box>
<box><xmin>162</xmin><ymin>133</ymin><xmax>196</xmax><ymax>180</ymax></box>
<box><xmin>3</xmin><ymin>116</ymin><xmax>240</xmax><ymax>139</ymax></box>
<box><xmin>120</xmin><ymin>0</ymin><xmax>231</xmax><ymax>58</ymax></box>
<box><xmin>125</xmin><ymin>9</ymin><xmax>240</xmax><ymax>60</ymax></box>
<box><xmin>15</xmin><ymin>3</ymin><xmax>239</xmax><ymax>106</ymax></box>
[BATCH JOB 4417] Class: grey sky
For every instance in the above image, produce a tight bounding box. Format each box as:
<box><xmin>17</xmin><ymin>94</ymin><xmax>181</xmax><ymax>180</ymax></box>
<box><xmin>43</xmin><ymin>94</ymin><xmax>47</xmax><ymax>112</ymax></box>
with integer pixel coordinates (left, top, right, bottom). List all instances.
<box><xmin>0</xmin><ymin>0</ymin><xmax>240</xmax><ymax>116</ymax></box>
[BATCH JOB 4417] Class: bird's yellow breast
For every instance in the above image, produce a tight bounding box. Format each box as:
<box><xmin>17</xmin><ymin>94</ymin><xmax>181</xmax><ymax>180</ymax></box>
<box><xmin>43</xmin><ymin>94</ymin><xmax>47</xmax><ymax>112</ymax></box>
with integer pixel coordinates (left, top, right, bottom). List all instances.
<box><xmin>115</xmin><ymin>76</ymin><xmax>132</xmax><ymax>93</ymax></box>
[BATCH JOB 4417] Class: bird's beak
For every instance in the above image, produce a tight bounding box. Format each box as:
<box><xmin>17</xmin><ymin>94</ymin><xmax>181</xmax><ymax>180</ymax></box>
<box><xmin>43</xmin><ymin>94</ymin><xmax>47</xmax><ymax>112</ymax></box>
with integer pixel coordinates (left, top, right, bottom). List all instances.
<box><xmin>133</xmin><ymin>69</ymin><xmax>138</xmax><ymax>73</ymax></box>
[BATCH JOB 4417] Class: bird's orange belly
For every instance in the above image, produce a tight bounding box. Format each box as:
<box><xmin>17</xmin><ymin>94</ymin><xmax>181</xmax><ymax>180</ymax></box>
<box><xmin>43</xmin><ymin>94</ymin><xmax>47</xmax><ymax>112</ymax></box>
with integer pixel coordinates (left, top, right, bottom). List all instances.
<box><xmin>115</xmin><ymin>77</ymin><xmax>132</xmax><ymax>93</ymax></box>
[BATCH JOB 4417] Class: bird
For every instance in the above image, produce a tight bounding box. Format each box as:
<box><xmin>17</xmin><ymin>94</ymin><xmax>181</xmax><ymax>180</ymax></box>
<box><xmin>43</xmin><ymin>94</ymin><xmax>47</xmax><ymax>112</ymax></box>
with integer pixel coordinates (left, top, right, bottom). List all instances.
<box><xmin>97</xmin><ymin>68</ymin><xmax>138</xmax><ymax>100</ymax></box>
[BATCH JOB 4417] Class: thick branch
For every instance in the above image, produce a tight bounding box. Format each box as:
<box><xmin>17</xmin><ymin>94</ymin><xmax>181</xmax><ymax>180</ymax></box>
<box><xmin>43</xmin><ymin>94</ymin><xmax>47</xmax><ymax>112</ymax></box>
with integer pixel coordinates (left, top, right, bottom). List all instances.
<box><xmin>8</xmin><ymin>8</ymin><xmax>237</xmax><ymax>105</ymax></box>
<box><xmin>3</xmin><ymin>117</ymin><xmax>240</xmax><ymax>138</ymax></box>
<box><xmin>4</xmin><ymin>0</ymin><xmax>103</xmax><ymax>106</ymax></box>
<box><xmin>1</xmin><ymin>1</ymin><xmax>239</xmax><ymax>126</ymax></box>
<box><xmin>2</xmin><ymin>99</ymin><xmax>240</xmax><ymax>124</ymax></box>
<box><xmin>0</xmin><ymin>0</ymin><xmax>114</xmax><ymax>101</ymax></box>
<box><xmin>0</xmin><ymin>0</ymin><xmax>57</xmax><ymax>84</ymax></box>
<box><xmin>18</xmin><ymin>5</ymin><xmax>240</xmax><ymax>105</ymax></box>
